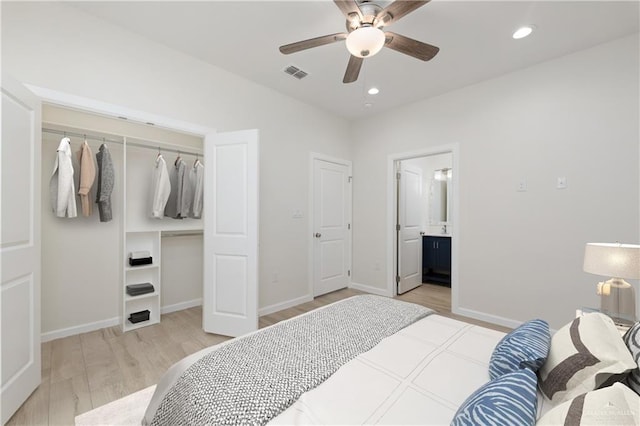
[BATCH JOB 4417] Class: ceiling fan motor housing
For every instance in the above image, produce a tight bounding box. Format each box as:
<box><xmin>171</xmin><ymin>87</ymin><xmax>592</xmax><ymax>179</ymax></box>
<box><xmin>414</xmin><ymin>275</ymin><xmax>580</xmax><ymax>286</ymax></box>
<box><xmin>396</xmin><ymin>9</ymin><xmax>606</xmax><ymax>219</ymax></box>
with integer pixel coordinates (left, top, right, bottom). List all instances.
<box><xmin>346</xmin><ymin>2</ymin><xmax>384</xmax><ymax>32</ymax></box>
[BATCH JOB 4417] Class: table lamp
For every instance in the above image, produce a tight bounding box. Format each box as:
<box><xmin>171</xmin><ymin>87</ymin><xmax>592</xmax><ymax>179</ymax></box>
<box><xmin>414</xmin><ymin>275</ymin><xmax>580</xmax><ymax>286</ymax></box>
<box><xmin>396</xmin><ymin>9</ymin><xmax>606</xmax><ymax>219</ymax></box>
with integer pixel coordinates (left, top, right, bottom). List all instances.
<box><xmin>583</xmin><ymin>243</ymin><xmax>640</xmax><ymax>325</ymax></box>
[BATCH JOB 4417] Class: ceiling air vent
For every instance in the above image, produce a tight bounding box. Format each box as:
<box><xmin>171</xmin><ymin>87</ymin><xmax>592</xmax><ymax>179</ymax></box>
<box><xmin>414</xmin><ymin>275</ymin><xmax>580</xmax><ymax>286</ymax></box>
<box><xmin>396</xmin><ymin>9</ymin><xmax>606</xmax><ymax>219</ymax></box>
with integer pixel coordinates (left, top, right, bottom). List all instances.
<box><xmin>283</xmin><ymin>65</ymin><xmax>308</xmax><ymax>80</ymax></box>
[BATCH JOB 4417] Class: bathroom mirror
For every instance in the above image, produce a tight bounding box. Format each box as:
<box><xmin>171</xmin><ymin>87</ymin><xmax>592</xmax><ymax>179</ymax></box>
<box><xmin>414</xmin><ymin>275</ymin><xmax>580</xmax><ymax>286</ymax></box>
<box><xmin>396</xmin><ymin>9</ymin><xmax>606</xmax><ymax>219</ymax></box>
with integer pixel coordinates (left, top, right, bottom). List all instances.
<box><xmin>429</xmin><ymin>168</ymin><xmax>452</xmax><ymax>224</ymax></box>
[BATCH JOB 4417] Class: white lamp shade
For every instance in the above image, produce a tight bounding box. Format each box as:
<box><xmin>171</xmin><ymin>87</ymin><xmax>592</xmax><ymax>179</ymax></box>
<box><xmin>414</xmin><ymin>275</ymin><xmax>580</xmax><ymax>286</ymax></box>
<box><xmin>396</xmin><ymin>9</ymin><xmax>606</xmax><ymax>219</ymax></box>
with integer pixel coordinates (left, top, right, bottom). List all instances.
<box><xmin>583</xmin><ymin>243</ymin><xmax>640</xmax><ymax>279</ymax></box>
<box><xmin>346</xmin><ymin>27</ymin><xmax>386</xmax><ymax>58</ymax></box>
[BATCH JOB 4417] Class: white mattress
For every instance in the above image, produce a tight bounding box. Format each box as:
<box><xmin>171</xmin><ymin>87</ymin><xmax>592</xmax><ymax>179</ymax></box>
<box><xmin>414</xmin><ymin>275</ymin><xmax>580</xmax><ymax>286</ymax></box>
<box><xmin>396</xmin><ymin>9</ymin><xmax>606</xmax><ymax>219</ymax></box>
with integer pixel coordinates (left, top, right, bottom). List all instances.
<box><xmin>76</xmin><ymin>314</ymin><xmax>506</xmax><ymax>425</ymax></box>
<box><xmin>270</xmin><ymin>314</ymin><xmax>505</xmax><ymax>425</ymax></box>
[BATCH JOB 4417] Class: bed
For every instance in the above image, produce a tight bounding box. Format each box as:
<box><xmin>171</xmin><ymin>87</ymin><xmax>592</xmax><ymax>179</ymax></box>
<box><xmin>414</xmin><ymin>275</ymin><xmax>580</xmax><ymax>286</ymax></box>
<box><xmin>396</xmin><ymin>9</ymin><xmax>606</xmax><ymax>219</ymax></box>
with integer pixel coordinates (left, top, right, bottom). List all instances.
<box><xmin>76</xmin><ymin>295</ymin><xmax>640</xmax><ymax>426</ymax></box>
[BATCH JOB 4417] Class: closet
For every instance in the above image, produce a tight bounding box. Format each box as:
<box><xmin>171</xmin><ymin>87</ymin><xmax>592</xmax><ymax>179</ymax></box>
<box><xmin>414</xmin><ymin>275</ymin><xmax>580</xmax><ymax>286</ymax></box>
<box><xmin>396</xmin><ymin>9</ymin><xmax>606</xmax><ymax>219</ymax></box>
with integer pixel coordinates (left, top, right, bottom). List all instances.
<box><xmin>41</xmin><ymin>105</ymin><xmax>204</xmax><ymax>334</ymax></box>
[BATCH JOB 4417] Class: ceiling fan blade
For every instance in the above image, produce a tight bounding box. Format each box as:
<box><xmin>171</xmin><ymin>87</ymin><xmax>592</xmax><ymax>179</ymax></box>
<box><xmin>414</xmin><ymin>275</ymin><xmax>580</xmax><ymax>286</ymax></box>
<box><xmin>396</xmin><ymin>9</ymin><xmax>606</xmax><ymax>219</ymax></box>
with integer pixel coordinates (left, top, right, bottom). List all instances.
<box><xmin>343</xmin><ymin>55</ymin><xmax>363</xmax><ymax>84</ymax></box>
<box><xmin>376</xmin><ymin>0</ymin><xmax>429</xmax><ymax>27</ymax></box>
<box><xmin>334</xmin><ymin>0</ymin><xmax>362</xmax><ymax>20</ymax></box>
<box><xmin>279</xmin><ymin>33</ymin><xmax>347</xmax><ymax>55</ymax></box>
<box><xmin>385</xmin><ymin>32</ymin><xmax>439</xmax><ymax>61</ymax></box>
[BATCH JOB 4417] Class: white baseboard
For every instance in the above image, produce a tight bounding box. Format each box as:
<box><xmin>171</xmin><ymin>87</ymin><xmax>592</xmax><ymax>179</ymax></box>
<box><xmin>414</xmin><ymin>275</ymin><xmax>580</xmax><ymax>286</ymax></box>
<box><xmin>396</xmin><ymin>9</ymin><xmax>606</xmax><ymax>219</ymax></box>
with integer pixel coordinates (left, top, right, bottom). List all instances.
<box><xmin>259</xmin><ymin>294</ymin><xmax>313</xmax><ymax>316</ymax></box>
<box><xmin>41</xmin><ymin>299</ymin><xmax>204</xmax><ymax>342</ymax></box>
<box><xmin>41</xmin><ymin>316</ymin><xmax>120</xmax><ymax>343</ymax></box>
<box><xmin>161</xmin><ymin>298</ymin><xmax>202</xmax><ymax>315</ymax></box>
<box><xmin>349</xmin><ymin>282</ymin><xmax>392</xmax><ymax>297</ymax></box>
<box><xmin>454</xmin><ymin>306</ymin><xmax>523</xmax><ymax>330</ymax></box>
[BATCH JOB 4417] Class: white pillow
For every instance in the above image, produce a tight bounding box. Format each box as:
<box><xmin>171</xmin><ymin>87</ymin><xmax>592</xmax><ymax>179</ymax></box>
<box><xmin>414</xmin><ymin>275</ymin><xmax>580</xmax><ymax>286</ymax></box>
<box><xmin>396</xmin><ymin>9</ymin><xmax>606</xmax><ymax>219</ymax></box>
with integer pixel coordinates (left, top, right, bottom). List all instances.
<box><xmin>538</xmin><ymin>313</ymin><xmax>636</xmax><ymax>405</ymax></box>
<box><xmin>537</xmin><ymin>382</ymin><xmax>640</xmax><ymax>425</ymax></box>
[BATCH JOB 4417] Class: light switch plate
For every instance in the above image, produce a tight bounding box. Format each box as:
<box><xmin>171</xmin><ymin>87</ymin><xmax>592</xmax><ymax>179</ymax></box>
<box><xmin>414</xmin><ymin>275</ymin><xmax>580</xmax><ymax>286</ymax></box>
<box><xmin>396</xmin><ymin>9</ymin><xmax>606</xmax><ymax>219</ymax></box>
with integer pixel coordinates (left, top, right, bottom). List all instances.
<box><xmin>557</xmin><ymin>176</ymin><xmax>567</xmax><ymax>189</ymax></box>
<box><xmin>517</xmin><ymin>179</ymin><xmax>527</xmax><ymax>192</ymax></box>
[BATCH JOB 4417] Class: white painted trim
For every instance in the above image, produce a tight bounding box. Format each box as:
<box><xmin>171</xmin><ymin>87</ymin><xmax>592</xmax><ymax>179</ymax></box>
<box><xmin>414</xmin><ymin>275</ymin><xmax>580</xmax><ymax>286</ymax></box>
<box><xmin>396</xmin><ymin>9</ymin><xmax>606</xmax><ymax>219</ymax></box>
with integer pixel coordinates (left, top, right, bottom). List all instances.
<box><xmin>161</xmin><ymin>298</ymin><xmax>202</xmax><ymax>315</ymax></box>
<box><xmin>387</xmin><ymin>144</ymin><xmax>460</xmax><ymax>313</ymax></box>
<box><xmin>308</xmin><ymin>153</ymin><xmax>353</xmax><ymax>298</ymax></box>
<box><xmin>349</xmin><ymin>282</ymin><xmax>390</xmax><ymax>297</ymax></box>
<box><xmin>455</xmin><ymin>307</ymin><xmax>522</xmax><ymax>331</ymax></box>
<box><xmin>41</xmin><ymin>300</ymin><xmax>204</xmax><ymax>342</ymax></box>
<box><xmin>25</xmin><ymin>84</ymin><xmax>215</xmax><ymax>136</ymax></box>
<box><xmin>258</xmin><ymin>295</ymin><xmax>313</xmax><ymax>316</ymax></box>
<box><xmin>41</xmin><ymin>317</ymin><xmax>120</xmax><ymax>343</ymax></box>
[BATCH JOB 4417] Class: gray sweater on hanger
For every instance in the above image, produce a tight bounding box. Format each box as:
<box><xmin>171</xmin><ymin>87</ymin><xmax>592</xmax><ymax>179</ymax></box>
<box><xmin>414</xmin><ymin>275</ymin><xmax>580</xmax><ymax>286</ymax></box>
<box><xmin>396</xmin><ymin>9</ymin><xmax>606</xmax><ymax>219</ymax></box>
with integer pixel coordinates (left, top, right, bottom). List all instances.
<box><xmin>165</xmin><ymin>158</ymin><xmax>186</xmax><ymax>219</ymax></box>
<box><xmin>95</xmin><ymin>144</ymin><xmax>114</xmax><ymax>222</ymax></box>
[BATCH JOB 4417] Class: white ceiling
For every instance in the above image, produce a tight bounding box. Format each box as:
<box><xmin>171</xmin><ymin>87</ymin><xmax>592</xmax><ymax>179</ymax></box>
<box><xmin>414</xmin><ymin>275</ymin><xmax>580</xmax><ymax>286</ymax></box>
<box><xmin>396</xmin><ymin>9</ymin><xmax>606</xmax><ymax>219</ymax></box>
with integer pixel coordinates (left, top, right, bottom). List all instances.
<box><xmin>71</xmin><ymin>1</ymin><xmax>639</xmax><ymax>120</ymax></box>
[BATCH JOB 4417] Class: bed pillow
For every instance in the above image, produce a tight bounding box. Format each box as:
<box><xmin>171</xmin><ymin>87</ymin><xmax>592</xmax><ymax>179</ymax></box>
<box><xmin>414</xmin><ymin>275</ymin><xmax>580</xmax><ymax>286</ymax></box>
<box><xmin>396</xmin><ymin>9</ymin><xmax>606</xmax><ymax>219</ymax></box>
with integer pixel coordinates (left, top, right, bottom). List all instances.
<box><xmin>538</xmin><ymin>313</ymin><xmax>637</xmax><ymax>405</ymax></box>
<box><xmin>489</xmin><ymin>319</ymin><xmax>550</xmax><ymax>379</ymax></box>
<box><xmin>451</xmin><ymin>369</ymin><xmax>538</xmax><ymax>426</ymax></box>
<box><xmin>622</xmin><ymin>321</ymin><xmax>640</xmax><ymax>395</ymax></box>
<box><xmin>537</xmin><ymin>382</ymin><xmax>640</xmax><ymax>425</ymax></box>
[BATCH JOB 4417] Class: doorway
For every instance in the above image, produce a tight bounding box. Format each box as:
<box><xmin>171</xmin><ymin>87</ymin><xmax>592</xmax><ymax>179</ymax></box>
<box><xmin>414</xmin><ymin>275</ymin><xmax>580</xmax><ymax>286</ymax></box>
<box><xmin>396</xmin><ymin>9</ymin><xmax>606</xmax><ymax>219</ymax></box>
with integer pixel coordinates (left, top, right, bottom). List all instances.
<box><xmin>388</xmin><ymin>145</ymin><xmax>459</xmax><ymax>313</ymax></box>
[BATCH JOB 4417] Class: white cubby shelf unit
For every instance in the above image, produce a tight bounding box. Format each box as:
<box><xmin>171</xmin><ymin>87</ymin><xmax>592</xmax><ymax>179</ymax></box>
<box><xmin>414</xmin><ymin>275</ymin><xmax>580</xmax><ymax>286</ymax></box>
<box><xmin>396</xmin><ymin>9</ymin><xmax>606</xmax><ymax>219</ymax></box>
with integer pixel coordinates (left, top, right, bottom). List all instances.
<box><xmin>122</xmin><ymin>231</ymin><xmax>161</xmax><ymax>331</ymax></box>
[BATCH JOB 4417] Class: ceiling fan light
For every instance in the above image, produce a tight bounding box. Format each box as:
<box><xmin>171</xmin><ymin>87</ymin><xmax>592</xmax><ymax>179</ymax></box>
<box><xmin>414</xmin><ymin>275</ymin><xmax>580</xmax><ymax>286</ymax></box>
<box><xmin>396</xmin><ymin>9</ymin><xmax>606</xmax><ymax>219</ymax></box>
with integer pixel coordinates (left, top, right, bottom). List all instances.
<box><xmin>346</xmin><ymin>26</ymin><xmax>386</xmax><ymax>58</ymax></box>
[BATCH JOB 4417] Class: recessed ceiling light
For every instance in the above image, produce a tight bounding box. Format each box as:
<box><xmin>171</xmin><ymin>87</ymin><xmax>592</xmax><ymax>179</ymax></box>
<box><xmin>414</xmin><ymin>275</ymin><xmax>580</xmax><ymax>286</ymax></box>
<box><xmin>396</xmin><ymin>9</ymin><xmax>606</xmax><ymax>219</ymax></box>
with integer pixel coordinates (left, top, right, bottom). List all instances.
<box><xmin>364</xmin><ymin>103</ymin><xmax>373</xmax><ymax>108</ymax></box>
<box><xmin>513</xmin><ymin>25</ymin><xmax>535</xmax><ymax>40</ymax></box>
<box><xmin>368</xmin><ymin>87</ymin><xmax>380</xmax><ymax>95</ymax></box>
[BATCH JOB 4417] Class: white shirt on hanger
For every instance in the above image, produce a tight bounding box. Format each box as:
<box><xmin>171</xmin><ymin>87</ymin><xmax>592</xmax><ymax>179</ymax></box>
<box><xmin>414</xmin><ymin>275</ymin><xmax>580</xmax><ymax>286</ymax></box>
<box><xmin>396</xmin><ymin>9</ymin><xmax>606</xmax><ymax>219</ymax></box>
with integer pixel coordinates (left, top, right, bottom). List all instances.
<box><xmin>49</xmin><ymin>137</ymin><xmax>78</xmax><ymax>218</ymax></box>
<box><xmin>151</xmin><ymin>154</ymin><xmax>171</xmax><ymax>218</ymax></box>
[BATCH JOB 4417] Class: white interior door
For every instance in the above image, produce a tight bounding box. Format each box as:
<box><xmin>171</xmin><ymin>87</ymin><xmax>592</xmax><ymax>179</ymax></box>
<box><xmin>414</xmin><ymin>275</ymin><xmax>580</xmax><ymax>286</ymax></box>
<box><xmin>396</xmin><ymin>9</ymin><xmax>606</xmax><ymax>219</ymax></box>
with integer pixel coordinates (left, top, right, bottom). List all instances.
<box><xmin>397</xmin><ymin>163</ymin><xmax>423</xmax><ymax>295</ymax></box>
<box><xmin>203</xmin><ymin>130</ymin><xmax>258</xmax><ymax>337</ymax></box>
<box><xmin>1</xmin><ymin>76</ymin><xmax>41</xmax><ymax>424</ymax></box>
<box><xmin>312</xmin><ymin>157</ymin><xmax>351</xmax><ymax>297</ymax></box>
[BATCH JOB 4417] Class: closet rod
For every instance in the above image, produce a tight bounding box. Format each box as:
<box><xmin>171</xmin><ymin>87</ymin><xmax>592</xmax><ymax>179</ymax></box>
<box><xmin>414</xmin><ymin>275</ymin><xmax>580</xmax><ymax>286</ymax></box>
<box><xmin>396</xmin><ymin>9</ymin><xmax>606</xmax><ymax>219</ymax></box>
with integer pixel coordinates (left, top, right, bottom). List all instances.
<box><xmin>43</xmin><ymin>127</ymin><xmax>122</xmax><ymax>145</ymax></box>
<box><xmin>42</xmin><ymin>127</ymin><xmax>203</xmax><ymax>157</ymax></box>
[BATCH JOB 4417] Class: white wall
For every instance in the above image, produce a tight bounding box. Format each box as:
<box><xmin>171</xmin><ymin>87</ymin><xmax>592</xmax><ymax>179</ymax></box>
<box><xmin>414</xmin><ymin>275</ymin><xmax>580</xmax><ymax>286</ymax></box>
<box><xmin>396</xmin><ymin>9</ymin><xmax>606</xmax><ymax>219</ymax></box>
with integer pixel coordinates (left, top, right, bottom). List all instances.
<box><xmin>352</xmin><ymin>34</ymin><xmax>640</xmax><ymax>329</ymax></box>
<box><xmin>3</xmin><ymin>2</ymin><xmax>352</xmax><ymax>334</ymax></box>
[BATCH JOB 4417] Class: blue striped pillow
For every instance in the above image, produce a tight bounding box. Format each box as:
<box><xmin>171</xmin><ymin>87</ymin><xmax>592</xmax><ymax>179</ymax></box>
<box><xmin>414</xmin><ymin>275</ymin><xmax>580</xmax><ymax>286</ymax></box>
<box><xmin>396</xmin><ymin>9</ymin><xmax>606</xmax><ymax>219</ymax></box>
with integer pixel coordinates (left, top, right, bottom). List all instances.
<box><xmin>451</xmin><ymin>369</ymin><xmax>538</xmax><ymax>426</ymax></box>
<box><xmin>489</xmin><ymin>319</ymin><xmax>550</xmax><ymax>379</ymax></box>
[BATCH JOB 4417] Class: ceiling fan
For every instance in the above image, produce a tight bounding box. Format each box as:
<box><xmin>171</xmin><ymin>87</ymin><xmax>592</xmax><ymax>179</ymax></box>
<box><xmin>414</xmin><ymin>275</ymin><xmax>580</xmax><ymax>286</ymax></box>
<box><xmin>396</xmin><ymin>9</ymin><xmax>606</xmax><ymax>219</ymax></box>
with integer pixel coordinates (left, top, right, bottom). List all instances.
<box><xmin>279</xmin><ymin>0</ymin><xmax>439</xmax><ymax>84</ymax></box>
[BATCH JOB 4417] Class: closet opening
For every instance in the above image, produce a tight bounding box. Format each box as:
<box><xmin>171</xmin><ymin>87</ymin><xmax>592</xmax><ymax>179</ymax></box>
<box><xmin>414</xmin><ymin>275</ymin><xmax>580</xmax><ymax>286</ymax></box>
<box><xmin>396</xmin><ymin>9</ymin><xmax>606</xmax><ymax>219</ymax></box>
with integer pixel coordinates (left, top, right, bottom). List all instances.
<box><xmin>41</xmin><ymin>104</ymin><xmax>205</xmax><ymax>339</ymax></box>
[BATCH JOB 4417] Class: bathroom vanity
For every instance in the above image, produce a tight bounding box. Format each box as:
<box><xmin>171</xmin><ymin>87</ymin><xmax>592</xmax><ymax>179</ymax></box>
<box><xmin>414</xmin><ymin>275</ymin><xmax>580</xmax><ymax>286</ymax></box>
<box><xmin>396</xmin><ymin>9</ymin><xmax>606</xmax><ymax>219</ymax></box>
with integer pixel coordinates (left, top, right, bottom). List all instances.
<box><xmin>422</xmin><ymin>235</ymin><xmax>451</xmax><ymax>286</ymax></box>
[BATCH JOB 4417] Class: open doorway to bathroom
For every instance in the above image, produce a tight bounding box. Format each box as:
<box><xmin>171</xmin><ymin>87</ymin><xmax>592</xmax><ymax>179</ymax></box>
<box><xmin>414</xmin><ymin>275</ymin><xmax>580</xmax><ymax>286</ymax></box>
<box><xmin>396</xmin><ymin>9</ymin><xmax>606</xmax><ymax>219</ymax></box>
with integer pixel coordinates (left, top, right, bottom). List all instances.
<box><xmin>391</xmin><ymin>148</ymin><xmax>455</xmax><ymax>313</ymax></box>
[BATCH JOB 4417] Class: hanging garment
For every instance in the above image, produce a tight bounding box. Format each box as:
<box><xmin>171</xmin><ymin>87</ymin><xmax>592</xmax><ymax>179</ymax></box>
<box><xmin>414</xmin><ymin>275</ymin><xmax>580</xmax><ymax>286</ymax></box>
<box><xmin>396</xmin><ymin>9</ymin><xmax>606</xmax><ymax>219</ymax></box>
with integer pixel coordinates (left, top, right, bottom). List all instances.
<box><xmin>76</xmin><ymin>140</ymin><xmax>96</xmax><ymax>217</ymax></box>
<box><xmin>181</xmin><ymin>161</ymin><xmax>194</xmax><ymax>218</ymax></box>
<box><xmin>151</xmin><ymin>154</ymin><xmax>171</xmax><ymax>218</ymax></box>
<box><xmin>164</xmin><ymin>156</ymin><xmax>185</xmax><ymax>219</ymax></box>
<box><xmin>49</xmin><ymin>137</ymin><xmax>78</xmax><ymax>218</ymax></box>
<box><xmin>190</xmin><ymin>160</ymin><xmax>204</xmax><ymax>219</ymax></box>
<box><xmin>95</xmin><ymin>144</ymin><xmax>115</xmax><ymax>222</ymax></box>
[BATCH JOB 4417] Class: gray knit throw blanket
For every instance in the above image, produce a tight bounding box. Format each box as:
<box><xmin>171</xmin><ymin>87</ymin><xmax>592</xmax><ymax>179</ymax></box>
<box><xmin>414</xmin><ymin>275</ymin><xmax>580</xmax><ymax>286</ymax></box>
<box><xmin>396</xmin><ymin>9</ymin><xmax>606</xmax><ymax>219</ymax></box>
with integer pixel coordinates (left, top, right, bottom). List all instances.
<box><xmin>150</xmin><ymin>295</ymin><xmax>432</xmax><ymax>425</ymax></box>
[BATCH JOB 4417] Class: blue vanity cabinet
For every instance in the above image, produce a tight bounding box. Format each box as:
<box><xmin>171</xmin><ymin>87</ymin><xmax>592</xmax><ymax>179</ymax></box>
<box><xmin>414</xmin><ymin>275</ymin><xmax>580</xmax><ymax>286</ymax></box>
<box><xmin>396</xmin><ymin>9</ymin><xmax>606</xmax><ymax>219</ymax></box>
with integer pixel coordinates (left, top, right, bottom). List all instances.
<box><xmin>422</xmin><ymin>236</ymin><xmax>451</xmax><ymax>286</ymax></box>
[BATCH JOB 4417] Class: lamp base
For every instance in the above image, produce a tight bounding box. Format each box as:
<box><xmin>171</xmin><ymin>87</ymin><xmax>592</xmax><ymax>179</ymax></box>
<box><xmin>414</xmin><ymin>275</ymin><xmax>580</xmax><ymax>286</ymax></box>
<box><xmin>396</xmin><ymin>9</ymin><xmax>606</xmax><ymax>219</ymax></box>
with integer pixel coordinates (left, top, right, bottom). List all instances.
<box><xmin>598</xmin><ymin>278</ymin><xmax>636</xmax><ymax>326</ymax></box>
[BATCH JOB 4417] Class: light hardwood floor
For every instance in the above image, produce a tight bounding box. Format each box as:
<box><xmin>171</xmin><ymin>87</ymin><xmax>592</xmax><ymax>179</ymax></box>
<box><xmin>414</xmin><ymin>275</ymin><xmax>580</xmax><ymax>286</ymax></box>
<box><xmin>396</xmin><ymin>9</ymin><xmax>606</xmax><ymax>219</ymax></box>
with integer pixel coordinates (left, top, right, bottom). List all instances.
<box><xmin>8</xmin><ymin>284</ymin><xmax>509</xmax><ymax>425</ymax></box>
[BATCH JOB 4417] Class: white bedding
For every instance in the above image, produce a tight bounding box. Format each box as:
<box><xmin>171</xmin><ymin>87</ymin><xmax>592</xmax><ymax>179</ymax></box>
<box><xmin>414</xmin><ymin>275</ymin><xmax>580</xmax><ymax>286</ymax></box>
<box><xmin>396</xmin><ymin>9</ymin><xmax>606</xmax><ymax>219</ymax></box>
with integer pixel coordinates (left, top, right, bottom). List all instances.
<box><xmin>76</xmin><ymin>314</ymin><xmax>507</xmax><ymax>426</ymax></box>
<box><xmin>270</xmin><ymin>315</ymin><xmax>505</xmax><ymax>425</ymax></box>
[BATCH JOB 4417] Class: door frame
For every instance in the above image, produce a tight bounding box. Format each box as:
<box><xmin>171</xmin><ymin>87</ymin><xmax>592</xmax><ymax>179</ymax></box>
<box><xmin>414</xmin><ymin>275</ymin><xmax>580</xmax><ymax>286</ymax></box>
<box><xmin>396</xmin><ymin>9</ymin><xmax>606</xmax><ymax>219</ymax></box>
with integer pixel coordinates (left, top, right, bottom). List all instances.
<box><xmin>308</xmin><ymin>152</ymin><xmax>352</xmax><ymax>298</ymax></box>
<box><xmin>386</xmin><ymin>144</ymin><xmax>460</xmax><ymax>311</ymax></box>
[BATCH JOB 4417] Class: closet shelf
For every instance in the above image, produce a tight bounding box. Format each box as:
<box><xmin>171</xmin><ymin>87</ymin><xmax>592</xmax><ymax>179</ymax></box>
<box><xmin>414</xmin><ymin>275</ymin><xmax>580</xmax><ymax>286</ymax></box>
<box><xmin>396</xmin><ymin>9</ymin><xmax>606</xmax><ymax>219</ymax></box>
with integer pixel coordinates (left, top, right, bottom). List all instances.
<box><xmin>125</xmin><ymin>291</ymin><xmax>159</xmax><ymax>302</ymax></box>
<box><xmin>125</xmin><ymin>263</ymin><xmax>158</xmax><ymax>272</ymax></box>
<box><xmin>123</xmin><ymin>231</ymin><xmax>161</xmax><ymax>332</ymax></box>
